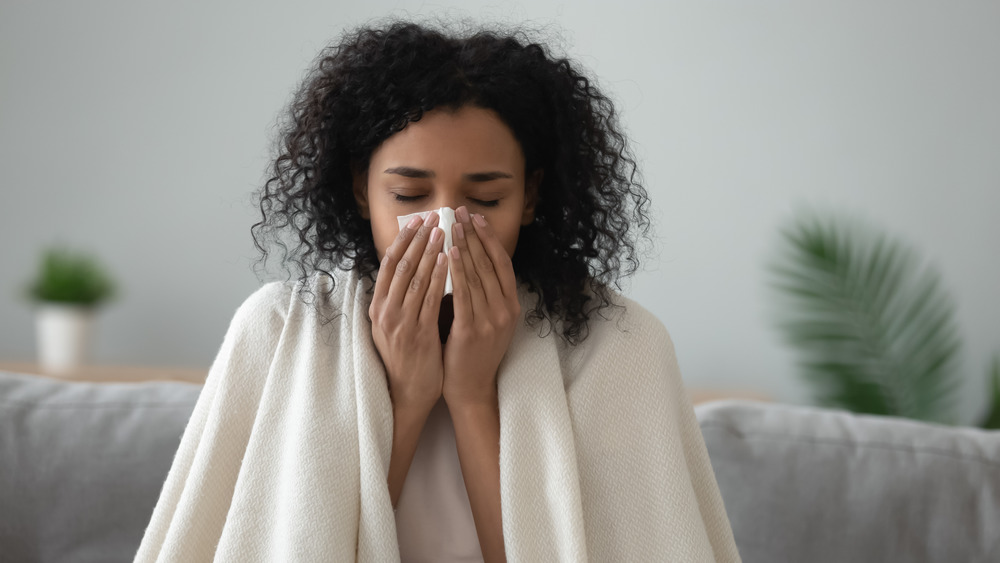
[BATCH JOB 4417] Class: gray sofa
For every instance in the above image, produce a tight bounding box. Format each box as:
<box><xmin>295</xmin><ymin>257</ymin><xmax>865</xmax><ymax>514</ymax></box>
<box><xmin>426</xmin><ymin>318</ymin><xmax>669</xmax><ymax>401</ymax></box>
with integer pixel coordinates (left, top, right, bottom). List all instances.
<box><xmin>1</xmin><ymin>370</ymin><xmax>998</xmax><ymax>562</ymax></box>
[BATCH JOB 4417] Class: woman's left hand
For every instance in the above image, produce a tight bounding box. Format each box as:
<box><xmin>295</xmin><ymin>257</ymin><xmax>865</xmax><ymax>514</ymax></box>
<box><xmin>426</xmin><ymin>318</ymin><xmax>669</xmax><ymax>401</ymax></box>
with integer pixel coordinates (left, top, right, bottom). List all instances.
<box><xmin>442</xmin><ymin>206</ymin><xmax>521</xmax><ymax>407</ymax></box>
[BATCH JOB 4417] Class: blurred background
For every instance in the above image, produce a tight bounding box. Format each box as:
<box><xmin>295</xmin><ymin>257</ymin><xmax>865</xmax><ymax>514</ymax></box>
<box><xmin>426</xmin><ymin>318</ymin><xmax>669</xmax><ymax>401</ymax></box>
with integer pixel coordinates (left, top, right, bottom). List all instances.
<box><xmin>1</xmin><ymin>1</ymin><xmax>997</xmax><ymax>420</ymax></box>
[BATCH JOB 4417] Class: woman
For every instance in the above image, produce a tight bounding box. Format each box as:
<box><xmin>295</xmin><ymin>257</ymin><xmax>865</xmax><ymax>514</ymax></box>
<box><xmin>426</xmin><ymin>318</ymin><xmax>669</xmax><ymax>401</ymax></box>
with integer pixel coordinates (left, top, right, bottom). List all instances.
<box><xmin>135</xmin><ymin>19</ymin><xmax>739</xmax><ymax>563</ymax></box>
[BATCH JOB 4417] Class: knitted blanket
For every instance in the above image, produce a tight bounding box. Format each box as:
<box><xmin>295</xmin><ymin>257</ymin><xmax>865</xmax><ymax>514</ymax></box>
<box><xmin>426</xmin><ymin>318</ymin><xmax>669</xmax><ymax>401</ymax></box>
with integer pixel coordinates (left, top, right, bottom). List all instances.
<box><xmin>134</xmin><ymin>271</ymin><xmax>740</xmax><ymax>562</ymax></box>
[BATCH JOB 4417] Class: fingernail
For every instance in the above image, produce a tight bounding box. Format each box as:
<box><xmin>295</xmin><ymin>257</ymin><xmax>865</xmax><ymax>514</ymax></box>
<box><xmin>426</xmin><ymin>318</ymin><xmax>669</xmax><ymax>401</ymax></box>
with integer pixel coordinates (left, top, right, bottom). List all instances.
<box><xmin>423</xmin><ymin>212</ymin><xmax>437</xmax><ymax>227</ymax></box>
<box><xmin>449</xmin><ymin>246</ymin><xmax>460</xmax><ymax>259</ymax></box>
<box><xmin>407</xmin><ymin>216</ymin><xmax>421</xmax><ymax>229</ymax></box>
<box><xmin>456</xmin><ymin>206</ymin><xmax>469</xmax><ymax>222</ymax></box>
<box><xmin>474</xmin><ymin>214</ymin><xmax>487</xmax><ymax>227</ymax></box>
<box><xmin>429</xmin><ymin>227</ymin><xmax>442</xmax><ymax>243</ymax></box>
<box><xmin>437</xmin><ymin>252</ymin><xmax>446</xmax><ymax>266</ymax></box>
<box><xmin>454</xmin><ymin>222</ymin><xmax>464</xmax><ymax>239</ymax></box>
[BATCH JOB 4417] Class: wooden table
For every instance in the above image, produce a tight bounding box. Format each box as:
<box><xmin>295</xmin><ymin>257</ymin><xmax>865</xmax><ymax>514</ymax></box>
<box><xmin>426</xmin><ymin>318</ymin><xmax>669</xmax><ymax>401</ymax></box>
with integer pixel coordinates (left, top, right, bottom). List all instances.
<box><xmin>687</xmin><ymin>388</ymin><xmax>770</xmax><ymax>405</ymax></box>
<box><xmin>0</xmin><ymin>362</ymin><xmax>207</xmax><ymax>385</ymax></box>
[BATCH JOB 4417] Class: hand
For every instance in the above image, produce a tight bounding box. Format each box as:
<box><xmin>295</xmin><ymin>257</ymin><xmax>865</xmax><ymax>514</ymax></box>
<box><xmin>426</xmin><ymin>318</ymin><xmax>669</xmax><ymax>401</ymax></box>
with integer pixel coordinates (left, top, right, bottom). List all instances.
<box><xmin>442</xmin><ymin>206</ymin><xmax>521</xmax><ymax>407</ymax></box>
<box><xmin>369</xmin><ymin>212</ymin><xmax>450</xmax><ymax>411</ymax></box>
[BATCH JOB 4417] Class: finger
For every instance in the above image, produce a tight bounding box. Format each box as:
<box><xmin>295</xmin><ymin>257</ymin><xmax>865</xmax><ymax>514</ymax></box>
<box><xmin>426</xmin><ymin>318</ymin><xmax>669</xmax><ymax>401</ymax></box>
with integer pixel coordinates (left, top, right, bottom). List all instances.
<box><xmin>456</xmin><ymin>207</ymin><xmax>504</xmax><ymax>302</ymax></box>
<box><xmin>403</xmin><ymin>224</ymin><xmax>445</xmax><ymax>316</ymax></box>
<box><xmin>469</xmin><ymin>211</ymin><xmax>517</xmax><ymax>299</ymax></box>
<box><xmin>454</xmin><ymin>206</ymin><xmax>499</xmax><ymax>308</ymax></box>
<box><xmin>447</xmin><ymin>245</ymin><xmax>474</xmax><ymax>324</ymax></box>
<box><xmin>452</xmin><ymin>218</ymin><xmax>490</xmax><ymax>320</ymax></box>
<box><xmin>374</xmin><ymin>214</ymin><xmax>422</xmax><ymax>304</ymax></box>
<box><xmin>418</xmin><ymin>250</ymin><xmax>448</xmax><ymax>326</ymax></box>
<box><xmin>387</xmin><ymin>212</ymin><xmax>439</xmax><ymax>311</ymax></box>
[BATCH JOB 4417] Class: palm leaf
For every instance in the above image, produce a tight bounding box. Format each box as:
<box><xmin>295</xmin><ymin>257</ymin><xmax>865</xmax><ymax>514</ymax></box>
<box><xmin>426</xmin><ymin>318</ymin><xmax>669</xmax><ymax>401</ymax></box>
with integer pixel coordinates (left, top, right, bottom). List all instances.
<box><xmin>768</xmin><ymin>212</ymin><xmax>961</xmax><ymax>423</ymax></box>
<box><xmin>979</xmin><ymin>356</ymin><xmax>1000</xmax><ymax>429</ymax></box>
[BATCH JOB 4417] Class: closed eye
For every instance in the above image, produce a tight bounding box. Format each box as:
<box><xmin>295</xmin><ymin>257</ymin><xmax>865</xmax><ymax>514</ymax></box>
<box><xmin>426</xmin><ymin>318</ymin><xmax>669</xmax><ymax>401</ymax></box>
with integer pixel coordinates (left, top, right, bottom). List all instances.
<box><xmin>392</xmin><ymin>194</ymin><xmax>424</xmax><ymax>203</ymax></box>
<box><xmin>471</xmin><ymin>199</ymin><xmax>500</xmax><ymax>208</ymax></box>
<box><xmin>393</xmin><ymin>194</ymin><xmax>499</xmax><ymax>207</ymax></box>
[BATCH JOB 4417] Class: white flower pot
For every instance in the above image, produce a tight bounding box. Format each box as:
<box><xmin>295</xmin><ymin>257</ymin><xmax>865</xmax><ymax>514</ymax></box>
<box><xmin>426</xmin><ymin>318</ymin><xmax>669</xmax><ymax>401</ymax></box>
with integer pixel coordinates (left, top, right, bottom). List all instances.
<box><xmin>35</xmin><ymin>304</ymin><xmax>95</xmax><ymax>374</ymax></box>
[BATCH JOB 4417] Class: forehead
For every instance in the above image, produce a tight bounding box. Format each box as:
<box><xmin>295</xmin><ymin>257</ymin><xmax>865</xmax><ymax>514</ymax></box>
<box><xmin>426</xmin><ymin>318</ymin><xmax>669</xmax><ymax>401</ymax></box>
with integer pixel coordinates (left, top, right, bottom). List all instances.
<box><xmin>369</xmin><ymin>106</ymin><xmax>525</xmax><ymax>172</ymax></box>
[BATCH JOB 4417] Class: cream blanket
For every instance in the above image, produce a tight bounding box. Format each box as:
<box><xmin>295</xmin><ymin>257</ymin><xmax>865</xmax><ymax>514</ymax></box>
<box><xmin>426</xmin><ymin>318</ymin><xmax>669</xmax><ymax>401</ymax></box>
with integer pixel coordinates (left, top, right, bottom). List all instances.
<box><xmin>134</xmin><ymin>271</ymin><xmax>740</xmax><ymax>562</ymax></box>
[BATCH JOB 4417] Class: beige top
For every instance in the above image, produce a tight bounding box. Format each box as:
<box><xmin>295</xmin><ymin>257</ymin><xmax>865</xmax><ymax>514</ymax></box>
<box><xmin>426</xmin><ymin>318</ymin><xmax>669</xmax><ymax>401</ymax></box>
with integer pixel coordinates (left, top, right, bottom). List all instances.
<box><xmin>395</xmin><ymin>397</ymin><xmax>483</xmax><ymax>562</ymax></box>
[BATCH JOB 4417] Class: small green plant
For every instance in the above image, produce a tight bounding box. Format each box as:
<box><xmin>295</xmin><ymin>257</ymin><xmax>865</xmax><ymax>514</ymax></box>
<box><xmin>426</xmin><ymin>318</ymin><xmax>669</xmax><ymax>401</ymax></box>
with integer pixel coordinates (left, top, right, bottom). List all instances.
<box><xmin>26</xmin><ymin>246</ymin><xmax>116</xmax><ymax>306</ymax></box>
<box><xmin>769</xmin><ymin>211</ymin><xmax>998</xmax><ymax>427</ymax></box>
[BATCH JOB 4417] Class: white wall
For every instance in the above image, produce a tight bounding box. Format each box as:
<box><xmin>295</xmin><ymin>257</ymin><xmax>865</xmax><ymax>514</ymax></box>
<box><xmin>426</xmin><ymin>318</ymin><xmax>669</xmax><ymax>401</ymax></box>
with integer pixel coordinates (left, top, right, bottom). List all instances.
<box><xmin>2</xmin><ymin>1</ymin><xmax>998</xmax><ymax>422</ymax></box>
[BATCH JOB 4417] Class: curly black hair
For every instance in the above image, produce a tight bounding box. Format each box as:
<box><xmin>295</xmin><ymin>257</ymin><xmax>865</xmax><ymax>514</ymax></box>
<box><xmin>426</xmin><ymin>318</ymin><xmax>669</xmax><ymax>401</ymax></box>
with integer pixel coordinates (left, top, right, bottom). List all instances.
<box><xmin>252</xmin><ymin>20</ymin><xmax>651</xmax><ymax>345</ymax></box>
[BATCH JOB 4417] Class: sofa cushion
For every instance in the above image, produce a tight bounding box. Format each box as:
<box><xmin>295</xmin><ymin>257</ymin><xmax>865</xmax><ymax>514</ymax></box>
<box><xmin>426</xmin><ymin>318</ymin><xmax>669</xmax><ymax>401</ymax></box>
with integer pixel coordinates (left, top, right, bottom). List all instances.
<box><xmin>0</xmin><ymin>371</ymin><xmax>201</xmax><ymax>563</ymax></box>
<box><xmin>696</xmin><ymin>400</ymin><xmax>1000</xmax><ymax>563</ymax></box>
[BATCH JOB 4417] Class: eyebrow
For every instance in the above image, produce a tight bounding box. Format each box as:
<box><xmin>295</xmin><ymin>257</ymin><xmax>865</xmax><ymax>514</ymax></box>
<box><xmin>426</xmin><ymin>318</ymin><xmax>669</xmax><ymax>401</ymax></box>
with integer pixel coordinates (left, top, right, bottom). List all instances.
<box><xmin>383</xmin><ymin>167</ymin><xmax>513</xmax><ymax>182</ymax></box>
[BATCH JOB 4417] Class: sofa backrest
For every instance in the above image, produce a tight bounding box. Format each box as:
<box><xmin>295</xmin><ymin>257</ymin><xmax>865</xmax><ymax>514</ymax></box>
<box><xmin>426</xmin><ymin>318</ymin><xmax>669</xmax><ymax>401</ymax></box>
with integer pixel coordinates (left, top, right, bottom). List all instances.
<box><xmin>0</xmin><ymin>371</ymin><xmax>200</xmax><ymax>563</ymax></box>
<box><xmin>4</xmin><ymin>371</ymin><xmax>998</xmax><ymax>562</ymax></box>
<box><xmin>697</xmin><ymin>400</ymin><xmax>1000</xmax><ymax>563</ymax></box>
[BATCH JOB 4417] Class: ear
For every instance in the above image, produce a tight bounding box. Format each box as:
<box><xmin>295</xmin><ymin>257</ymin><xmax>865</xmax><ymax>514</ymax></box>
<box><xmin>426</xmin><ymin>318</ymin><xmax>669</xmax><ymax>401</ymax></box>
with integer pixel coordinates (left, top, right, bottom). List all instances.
<box><xmin>521</xmin><ymin>169</ymin><xmax>543</xmax><ymax>226</ymax></box>
<box><xmin>352</xmin><ymin>166</ymin><xmax>371</xmax><ymax>220</ymax></box>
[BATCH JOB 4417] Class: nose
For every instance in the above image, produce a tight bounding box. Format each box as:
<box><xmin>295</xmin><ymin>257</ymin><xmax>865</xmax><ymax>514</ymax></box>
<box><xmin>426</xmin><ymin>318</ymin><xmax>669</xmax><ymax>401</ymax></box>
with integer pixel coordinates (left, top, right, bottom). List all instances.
<box><xmin>423</xmin><ymin>181</ymin><xmax>463</xmax><ymax>213</ymax></box>
<box><xmin>428</xmin><ymin>196</ymin><xmax>460</xmax><ymax>213</ymax></box>
<box><xmin>425</xmin><ymin>197</ymin><xmax>466</xmax><ymax>216</ymax></box>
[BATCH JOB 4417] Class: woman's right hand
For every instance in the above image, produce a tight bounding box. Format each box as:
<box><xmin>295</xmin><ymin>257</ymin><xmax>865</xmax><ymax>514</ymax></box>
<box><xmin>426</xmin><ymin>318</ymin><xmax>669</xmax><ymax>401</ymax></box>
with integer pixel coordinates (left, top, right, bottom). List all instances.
<box><xmin>369</xmin><ymin>212</ymin><xmax>449</xmax><ymax>412</ymax></box>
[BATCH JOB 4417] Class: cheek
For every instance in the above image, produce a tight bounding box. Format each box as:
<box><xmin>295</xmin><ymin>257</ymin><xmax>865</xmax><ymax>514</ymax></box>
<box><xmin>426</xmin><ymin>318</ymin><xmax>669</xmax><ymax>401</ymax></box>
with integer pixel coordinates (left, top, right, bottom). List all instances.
<box><xmin>369</xmin><ymin>213</ymin><xmax>399</xmax><ymax>261</ymax></box>
<box><xmin>500</xmin><ymin>229</ymin><xmax>519</xmax><ymax>258</ymax></box>
<box><xmin>488</xmin><ymin>214</ymin><xmax>522</xmax><ymax>258</ymax></box>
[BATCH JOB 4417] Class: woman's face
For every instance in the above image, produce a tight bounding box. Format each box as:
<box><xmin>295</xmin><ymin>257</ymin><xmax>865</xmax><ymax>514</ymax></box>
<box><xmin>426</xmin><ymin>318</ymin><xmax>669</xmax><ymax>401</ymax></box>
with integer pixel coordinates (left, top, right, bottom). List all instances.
<box><xmin>354</xmin><ymin>105</ymin><xmax>540</xmax><ymax>261</ymax></box>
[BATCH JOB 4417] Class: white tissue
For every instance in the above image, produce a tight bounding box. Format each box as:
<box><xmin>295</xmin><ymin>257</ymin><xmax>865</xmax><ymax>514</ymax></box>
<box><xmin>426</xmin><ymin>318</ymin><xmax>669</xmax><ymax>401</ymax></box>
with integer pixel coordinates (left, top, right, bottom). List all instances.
<box><xmin>396</xmin><ymin>207</ymin><xmax>456</xmax><ymax>295</ymax></box>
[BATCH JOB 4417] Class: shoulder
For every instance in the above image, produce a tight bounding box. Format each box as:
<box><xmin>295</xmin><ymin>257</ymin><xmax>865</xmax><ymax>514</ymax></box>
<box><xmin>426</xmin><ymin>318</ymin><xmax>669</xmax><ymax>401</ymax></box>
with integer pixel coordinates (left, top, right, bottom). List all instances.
<box><xmin>228</xmin><ymin>280</ymin><xmax>298</xmax><ymax>335</ymax></box>
<box><xmin>228</xmin><ymin>271</ymin><xmax>361</xmax><ymax>334</ymax></box>
<box><xmin>202</xmin><ymin>281</ymin><xmax>299</xmax><ymax>390</ymax></box>
<box><xmin>582</xmin><ymin>290</ymin><xmax>674</xmax><ymax>356</ymax></box>
<box><xmin>559</xmin><ymin>288</ymin><xmax>678</xmax><ymax>385</ymax></box>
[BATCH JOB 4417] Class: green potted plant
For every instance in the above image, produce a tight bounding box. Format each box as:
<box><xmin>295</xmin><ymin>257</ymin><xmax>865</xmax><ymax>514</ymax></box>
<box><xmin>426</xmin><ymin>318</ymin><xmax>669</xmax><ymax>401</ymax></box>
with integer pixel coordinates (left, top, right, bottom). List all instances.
<box><xmin>26</xmin><ymin>246</ymin><xmax>116</xmax><ymax>374</ymax></box>
<box><xmin>768</xmin><ymin>210</ymin><xmax>999</xmax><ymax>428</ymax></box>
